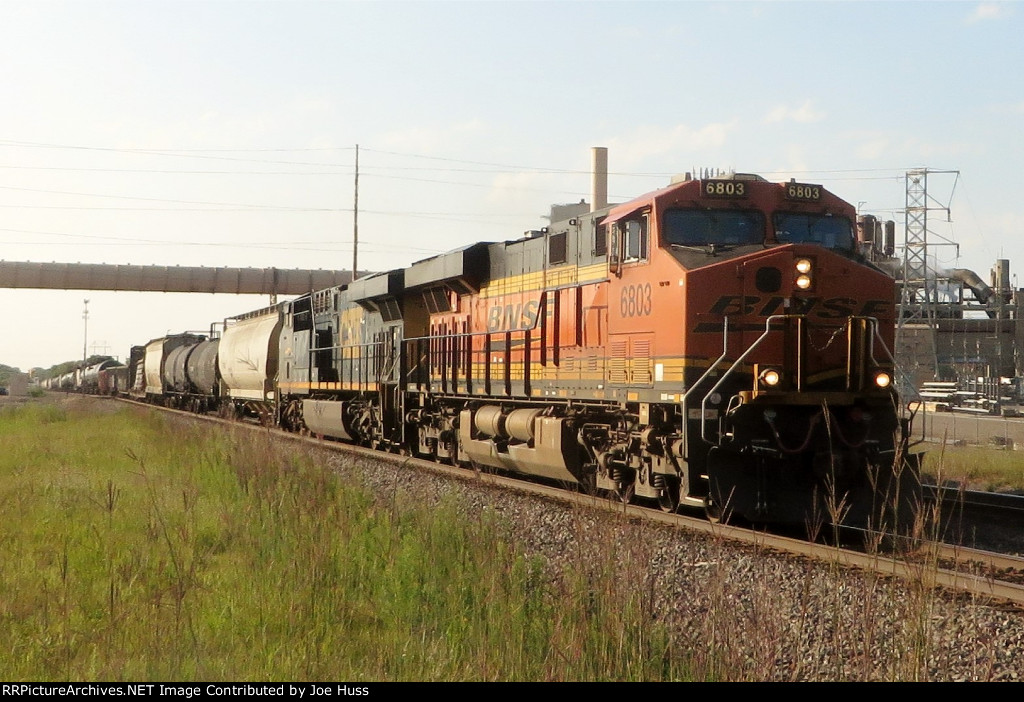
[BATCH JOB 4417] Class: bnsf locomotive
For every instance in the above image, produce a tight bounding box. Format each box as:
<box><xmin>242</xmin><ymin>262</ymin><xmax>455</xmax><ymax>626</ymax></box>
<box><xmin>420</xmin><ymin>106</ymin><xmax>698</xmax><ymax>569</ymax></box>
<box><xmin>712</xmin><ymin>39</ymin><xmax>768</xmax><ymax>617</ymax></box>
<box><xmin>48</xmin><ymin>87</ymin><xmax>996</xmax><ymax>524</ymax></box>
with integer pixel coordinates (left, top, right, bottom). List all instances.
<box><xmin>118</xmin><ymin>171</ymin><xmax>922</xmax><ymax>534</ymax></box>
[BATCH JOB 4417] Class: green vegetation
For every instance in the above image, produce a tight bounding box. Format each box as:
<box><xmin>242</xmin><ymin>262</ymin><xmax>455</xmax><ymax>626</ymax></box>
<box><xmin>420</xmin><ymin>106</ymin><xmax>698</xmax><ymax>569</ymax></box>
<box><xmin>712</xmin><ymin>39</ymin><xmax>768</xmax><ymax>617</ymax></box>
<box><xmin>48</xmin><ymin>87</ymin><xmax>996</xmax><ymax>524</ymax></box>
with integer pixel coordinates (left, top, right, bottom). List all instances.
<box><xmin>0</xmin><ymin>362</ymin><xmax>21</xmax><ymax>386</ymax></box>
<box><xmin>6</xmin><ymin>397</ymin><xmax>1021</xmax><ymax>681</ymax></box>
<box><xmin>0</xmin><ymin>401</ymin><xmax>686</xmax><ymax>681</ymax></box>
<box><xmin>922</xmin><ymin>442</ymin><xmax>1024</xmax><ymax>493</ymax></box>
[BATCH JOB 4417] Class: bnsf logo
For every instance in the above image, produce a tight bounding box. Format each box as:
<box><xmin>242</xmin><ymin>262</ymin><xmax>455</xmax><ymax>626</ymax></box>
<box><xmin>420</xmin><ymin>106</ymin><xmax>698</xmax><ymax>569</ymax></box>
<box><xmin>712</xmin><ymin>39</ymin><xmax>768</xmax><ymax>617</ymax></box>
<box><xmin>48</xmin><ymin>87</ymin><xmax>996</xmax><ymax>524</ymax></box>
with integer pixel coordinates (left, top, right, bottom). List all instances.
<box><xmin>487</xmin><ymin>300</ymin><xmax>540</xmax><ymax>332</ymax></box>
<box><xmin>709</xmin><ymin>295</ymin><xmax>891</xmax><ymax>319</ymax></box>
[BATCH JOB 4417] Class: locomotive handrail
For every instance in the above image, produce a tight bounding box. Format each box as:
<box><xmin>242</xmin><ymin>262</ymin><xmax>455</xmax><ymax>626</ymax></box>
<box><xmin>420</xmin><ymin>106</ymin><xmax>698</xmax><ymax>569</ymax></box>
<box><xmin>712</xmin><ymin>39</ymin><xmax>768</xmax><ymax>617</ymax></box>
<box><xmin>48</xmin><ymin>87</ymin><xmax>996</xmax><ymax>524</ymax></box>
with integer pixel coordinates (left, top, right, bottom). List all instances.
<box><xmin>307</xmin><ymin>337</ymin><xmax>399</xmax><ymax>388</ymax></box>
<box><xmin>866</xmin><ymin>317</ymin><xmax>918</xmax><ymax>403</ymax></box>
<box><xmin>699</xmin><ymin>314</ymin><xmax>791</xmax><ymax>445</ymax></box>
<box><xmin>403</xmin><ymin>323</ymin><xmax>547</xmax><ymax>397</ymax></box>
<box><xmin>696</xmin><ymin>314</ymin><xmax>921</xmax><ymax>448</ymax></box>
<box><xmin>679</xmin><ymin>316</ymin><xmax>731</xmax><ymax>460</ymax></box>
<box><xmin>865</xmin><ymin>317</ymin><xmax>926</xmax><ymax>446</ymax></box>
<box><xmin>403</xmin><ymin>329</ymin><xmax>480</xmax><ymax>394</ymax></box>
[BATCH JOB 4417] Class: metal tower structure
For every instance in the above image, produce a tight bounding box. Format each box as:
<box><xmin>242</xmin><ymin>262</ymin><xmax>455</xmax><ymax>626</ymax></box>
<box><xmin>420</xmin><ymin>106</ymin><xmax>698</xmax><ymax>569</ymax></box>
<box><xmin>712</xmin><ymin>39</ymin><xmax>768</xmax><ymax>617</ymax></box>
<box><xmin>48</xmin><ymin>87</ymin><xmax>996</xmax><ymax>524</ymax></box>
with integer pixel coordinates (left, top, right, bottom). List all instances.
<box><xmin>896</xmin><ymin>168</ymin><xmax>960</xmax><ymax>384</ymax></box>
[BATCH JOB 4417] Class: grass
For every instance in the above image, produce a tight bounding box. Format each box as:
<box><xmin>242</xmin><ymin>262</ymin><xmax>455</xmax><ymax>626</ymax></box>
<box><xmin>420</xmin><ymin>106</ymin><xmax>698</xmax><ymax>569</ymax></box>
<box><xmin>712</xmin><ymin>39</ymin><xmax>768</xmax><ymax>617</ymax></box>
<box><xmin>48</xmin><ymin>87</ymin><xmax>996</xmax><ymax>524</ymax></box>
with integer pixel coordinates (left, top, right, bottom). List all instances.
<box><xmin>1</xmin><ymin>397</ymin><xmax>1019</xmax><ymax>681</ymax></box>
<box><xmin>0</xmin><ymin>400</ymin><xmax>686</xmax><ymax>681</ymax></box>
<box><xmin>920</xmin><ymin>442</ymin><xmax>1024</xmax><ymax>493</ymax></box>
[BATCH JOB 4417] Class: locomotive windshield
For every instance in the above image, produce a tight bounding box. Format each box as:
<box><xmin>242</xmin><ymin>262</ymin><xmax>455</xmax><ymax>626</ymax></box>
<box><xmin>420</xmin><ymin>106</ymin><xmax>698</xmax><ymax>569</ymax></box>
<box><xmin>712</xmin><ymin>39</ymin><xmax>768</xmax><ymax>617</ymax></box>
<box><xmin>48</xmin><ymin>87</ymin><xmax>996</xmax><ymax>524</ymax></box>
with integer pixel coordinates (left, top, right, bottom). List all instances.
<box><xmin>662</xmin><ymin>209</ymin><xmax>765</xmax><ymax>247</ymax></box>
<box><xmin>773</xmin><ymin>213</ymin><xmax>854</xmax><ymax>251</ymax></box>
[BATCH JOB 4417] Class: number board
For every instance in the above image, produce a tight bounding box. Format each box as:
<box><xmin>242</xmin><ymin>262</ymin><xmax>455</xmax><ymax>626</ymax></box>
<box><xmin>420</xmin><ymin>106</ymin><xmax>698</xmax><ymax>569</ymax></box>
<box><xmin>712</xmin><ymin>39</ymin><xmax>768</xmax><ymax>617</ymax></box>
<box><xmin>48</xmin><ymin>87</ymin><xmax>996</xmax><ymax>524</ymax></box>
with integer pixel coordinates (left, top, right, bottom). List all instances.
<box><xmin>702</xmin><ymin>180</ymin><xmax>747</xmax><ymax>198</ymax></box>
<box><xmin>785</xmin><ymin>183</ymin><xmax>822</xmax><ymax>201</ymax></box>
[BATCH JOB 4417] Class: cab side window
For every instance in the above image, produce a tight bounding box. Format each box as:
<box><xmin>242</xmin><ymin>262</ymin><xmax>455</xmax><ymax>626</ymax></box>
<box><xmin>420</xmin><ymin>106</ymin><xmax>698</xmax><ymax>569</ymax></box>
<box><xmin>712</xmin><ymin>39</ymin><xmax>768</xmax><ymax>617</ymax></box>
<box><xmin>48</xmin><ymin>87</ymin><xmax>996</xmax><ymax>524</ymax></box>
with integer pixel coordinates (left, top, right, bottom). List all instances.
<box><xmin>623</xmin><ymin>216</ymin><xmax>648</xmax><ymax>262</ymax></box>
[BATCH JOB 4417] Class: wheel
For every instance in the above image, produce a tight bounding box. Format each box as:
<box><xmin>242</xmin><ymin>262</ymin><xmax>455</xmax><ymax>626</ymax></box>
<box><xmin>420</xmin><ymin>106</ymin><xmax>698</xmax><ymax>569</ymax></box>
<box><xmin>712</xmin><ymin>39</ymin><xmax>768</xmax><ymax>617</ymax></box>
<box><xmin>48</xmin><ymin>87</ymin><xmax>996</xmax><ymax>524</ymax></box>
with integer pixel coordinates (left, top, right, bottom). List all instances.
<box><xmin>577</xmin><ymin>468</ymin><xmax>599</xmax><ymax>498</ymax></box>
<box><xmin>614</xmin><ymin>479</ymin><xmax>635</xmax><ymax>505</ymax></box>
<box><xmin>436</xmin><ymin>436</ymin><xmax>456</xmax><ymax>465</ymax></box>
<box><xmin>704</xmin><ymin>496</ymin><xmax>725</xmax><ymax>524</ymax></box>
<box><xmin>657</xmin><ymin>476</ymin><xmax>681</xmax><ymax>513</ymax></box>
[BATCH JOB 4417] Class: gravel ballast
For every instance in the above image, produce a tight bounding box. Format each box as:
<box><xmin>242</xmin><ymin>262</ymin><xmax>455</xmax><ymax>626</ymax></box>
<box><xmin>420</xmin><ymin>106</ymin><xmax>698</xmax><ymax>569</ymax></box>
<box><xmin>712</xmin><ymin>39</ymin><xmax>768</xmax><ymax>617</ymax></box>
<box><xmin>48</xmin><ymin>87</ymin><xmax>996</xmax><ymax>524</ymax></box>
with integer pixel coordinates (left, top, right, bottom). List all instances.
<box><xmin>336</xmin><ymin>450</ymin><xmax>1024</xmax><ymax>682</ymax></box>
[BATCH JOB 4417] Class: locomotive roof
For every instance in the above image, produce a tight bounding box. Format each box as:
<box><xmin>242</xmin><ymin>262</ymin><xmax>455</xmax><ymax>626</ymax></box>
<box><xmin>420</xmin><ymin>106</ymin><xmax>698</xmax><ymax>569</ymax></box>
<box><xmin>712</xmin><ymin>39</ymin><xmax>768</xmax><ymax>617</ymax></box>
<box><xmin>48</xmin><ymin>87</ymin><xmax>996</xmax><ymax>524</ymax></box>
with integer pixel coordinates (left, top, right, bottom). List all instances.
<box><xmin>602</xmin><ymin>173</ymin><xmax>835</xmax><ymax>226</ymax></box>
<box><xmin>347</xmin><ymin>269</ymin><xmax>404</xmax><ymax>302</ymax></box>
<box><xmin>405</xmin><ymin>241</ymin><xmax>491</xmax><ymax>294</ymax></box>
<box><xmin>602</xmin><ymin>177</ymin><xmax>695</xmax><ymax>225</ymax></box>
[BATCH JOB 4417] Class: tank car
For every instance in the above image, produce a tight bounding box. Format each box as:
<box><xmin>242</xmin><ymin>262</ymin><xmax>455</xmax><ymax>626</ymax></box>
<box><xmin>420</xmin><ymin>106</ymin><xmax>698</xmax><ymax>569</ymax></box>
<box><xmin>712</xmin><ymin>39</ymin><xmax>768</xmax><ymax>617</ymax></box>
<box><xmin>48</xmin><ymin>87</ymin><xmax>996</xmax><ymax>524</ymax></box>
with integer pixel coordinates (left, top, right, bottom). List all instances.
<box><xmin>139</xmin><ymin>333</ymin><xmax>206</xmax><ymax>405</ymax></box>
<box><xmin>58</xmin><ymin>371</ymin><xmax>75</xmax><ymax>391</ymax></box>
<box><xmin>184</xmin><ymin>337</ymin><xmax>221</xmax><ymax>413</ymax></box>
<box><xmin>80</xmin><ymin>359</ymin><xmax>122</xmax><ymax>394</ymax></box>
<box><xmin>157</xmin><ymin>334</ymin><xmax>222</xmax><ymax>412</ymax></box>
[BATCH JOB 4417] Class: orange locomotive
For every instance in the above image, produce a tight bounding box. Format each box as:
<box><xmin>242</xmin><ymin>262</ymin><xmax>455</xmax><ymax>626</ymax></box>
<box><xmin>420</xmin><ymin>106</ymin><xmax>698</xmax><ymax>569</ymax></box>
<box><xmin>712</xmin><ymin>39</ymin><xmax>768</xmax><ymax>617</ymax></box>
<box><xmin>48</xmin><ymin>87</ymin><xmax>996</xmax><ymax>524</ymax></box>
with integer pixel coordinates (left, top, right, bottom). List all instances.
<box><xmin>262</xmin><ymin>171</ymin><xmax>920</xmax><ymax>533</ymax></box>
<box><xmin>391</xmin><ymin>172</ymin><xmax>920</xmax><ymax>532</ymax></box>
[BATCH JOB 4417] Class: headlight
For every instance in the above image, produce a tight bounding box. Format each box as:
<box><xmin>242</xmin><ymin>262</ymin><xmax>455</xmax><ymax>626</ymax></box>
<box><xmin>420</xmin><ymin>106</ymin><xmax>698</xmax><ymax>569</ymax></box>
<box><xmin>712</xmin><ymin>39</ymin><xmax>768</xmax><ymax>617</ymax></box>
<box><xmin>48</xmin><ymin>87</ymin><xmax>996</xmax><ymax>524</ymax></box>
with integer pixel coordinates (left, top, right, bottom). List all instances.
<box><xmin>874</xmin><ymin>371</ymin><xmax>892</xmax><ymax>389</ymax></box>
<box><xmin>759</xmin><ymin>367</ymin><xmax>781</xmax><ymax>387</ymax></box>
<box><xmin>794</xmin><ymin>258</ymin><xmax>813</xmax><ymax>290</ymax></box>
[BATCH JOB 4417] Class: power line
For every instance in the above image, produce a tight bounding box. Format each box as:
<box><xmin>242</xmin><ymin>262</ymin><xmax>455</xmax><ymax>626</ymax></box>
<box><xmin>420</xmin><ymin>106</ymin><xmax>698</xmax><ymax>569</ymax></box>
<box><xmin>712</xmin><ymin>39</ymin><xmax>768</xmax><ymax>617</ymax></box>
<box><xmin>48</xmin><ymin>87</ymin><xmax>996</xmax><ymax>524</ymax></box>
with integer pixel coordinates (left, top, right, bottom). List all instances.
<box><xmin>0</xmin><ymin>164</ymin><xmax>351</xmax><ymax>175</ymax></box>
<box><xmin>1</xmin><ymin>138</ymin><xmax>918</xmax><ymax>179</ymax></box>
<box><xmin>0</xmin><ymin>139</ymin><xmax>357</xmax><ymax>153</ymax></box>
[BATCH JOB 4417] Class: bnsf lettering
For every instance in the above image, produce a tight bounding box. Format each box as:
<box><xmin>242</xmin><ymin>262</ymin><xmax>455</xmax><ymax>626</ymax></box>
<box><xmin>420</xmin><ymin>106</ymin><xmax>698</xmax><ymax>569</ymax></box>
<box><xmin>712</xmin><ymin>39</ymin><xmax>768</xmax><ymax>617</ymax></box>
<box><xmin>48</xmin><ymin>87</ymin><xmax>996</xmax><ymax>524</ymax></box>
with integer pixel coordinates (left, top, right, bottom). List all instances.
<box><xmin>758</xmin><ymin>297</ymin><xmax>787</xmax><ymax>317</ymax></box>
<box><xmin>860</xmin><ymin>300</ymin><xmax>890</xmax><ymax>317</ymax></box>
<box><xmin>487</xmin><ymin>300</ymin><xmax>540</xmax><ymax>332</ymax></box>
<box><xmin>707</xmin><ymin>295</ymin><xmax>890</xmax><ymax>319</ymax></box>
<box><xmin>819</xmin><ymin>297</ymin><xmax>858</xmax><ymax>319</ymax></box>
<box><xmin>709</xmin><ymin>295</ymin><xmax>758</xmax><ymax>316</ymax></box>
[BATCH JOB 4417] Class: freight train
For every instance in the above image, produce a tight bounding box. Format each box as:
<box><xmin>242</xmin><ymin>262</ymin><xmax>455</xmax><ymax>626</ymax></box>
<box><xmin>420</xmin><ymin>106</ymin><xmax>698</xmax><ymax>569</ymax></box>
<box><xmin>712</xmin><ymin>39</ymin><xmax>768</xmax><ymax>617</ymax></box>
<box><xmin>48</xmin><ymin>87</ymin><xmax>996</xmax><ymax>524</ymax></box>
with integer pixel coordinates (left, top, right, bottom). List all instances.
<box><xmin>42</xmin><ymin>358</ymin><xmax>127</xmax><ymax>395</ymax></box>
<box><xmin>79</xmin><ymin>171</ymin><xmax>924</xmax><ymax>534</ymax></box>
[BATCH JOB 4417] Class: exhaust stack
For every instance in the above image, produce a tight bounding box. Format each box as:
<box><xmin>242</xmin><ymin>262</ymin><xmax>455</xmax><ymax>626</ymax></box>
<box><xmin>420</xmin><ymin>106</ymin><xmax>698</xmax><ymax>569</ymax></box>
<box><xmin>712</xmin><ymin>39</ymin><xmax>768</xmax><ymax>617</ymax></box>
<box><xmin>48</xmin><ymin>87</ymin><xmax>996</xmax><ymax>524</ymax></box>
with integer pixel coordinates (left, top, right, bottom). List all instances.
<box><xmin>591</xmin><ymin>147</ymin><xmax>608</xmax><ymax>212</ymax></box>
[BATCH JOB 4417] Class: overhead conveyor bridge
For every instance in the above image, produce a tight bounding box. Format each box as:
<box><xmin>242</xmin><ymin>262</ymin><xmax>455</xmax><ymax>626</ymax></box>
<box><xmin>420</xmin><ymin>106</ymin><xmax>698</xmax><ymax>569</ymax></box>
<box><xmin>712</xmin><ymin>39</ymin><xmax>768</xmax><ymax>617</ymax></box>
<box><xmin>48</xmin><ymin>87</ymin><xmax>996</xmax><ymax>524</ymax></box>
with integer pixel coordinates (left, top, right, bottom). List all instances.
<box><xmin>0</xmin><ymin>261</ymin><xmax>357</xmax><ymax>297</ymax></box>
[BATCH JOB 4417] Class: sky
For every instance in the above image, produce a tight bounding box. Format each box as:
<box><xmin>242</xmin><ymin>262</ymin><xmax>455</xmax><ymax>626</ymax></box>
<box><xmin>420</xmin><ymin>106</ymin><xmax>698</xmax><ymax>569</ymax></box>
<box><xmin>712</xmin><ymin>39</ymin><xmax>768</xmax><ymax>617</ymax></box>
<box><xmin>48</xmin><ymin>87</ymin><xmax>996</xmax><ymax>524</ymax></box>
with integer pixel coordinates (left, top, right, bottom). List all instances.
<box><xmin>1</xmin><ymin>0</ymin><xmax>1022</xmax><ymax>372</ymax></box>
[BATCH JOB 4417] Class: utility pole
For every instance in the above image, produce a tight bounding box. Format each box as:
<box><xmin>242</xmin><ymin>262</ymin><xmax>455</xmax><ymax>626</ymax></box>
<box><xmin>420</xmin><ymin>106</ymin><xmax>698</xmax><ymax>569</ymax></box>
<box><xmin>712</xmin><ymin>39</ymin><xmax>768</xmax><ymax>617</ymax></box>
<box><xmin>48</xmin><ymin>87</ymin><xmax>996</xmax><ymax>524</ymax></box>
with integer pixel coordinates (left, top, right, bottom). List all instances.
<box><xmin>82</xmin><ymin>299</ymin><xmax>89</xmax><ymax>363</ymax></box>
<box><xmin>353</xmin><ymin>144</ymin><xmax>359</xmax><ymax>281</ymax></box>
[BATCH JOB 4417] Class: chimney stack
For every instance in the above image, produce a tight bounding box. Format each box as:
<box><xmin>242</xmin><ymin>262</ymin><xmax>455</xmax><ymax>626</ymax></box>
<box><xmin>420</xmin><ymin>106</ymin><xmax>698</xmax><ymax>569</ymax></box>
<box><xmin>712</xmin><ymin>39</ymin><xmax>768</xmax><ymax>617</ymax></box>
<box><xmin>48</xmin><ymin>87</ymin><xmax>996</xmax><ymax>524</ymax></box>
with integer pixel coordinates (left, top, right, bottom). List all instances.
<box><xmin>591</xmin><ymin>147</ymin><xmax>608</xmax><ymax>212</ymax></box>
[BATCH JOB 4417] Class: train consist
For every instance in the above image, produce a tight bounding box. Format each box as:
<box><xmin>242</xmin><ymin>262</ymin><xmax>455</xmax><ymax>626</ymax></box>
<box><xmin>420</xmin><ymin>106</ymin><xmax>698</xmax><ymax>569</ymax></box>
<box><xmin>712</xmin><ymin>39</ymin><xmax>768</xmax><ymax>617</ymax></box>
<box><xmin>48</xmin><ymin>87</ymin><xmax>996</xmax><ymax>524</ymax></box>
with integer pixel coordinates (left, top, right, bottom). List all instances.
<box><xmin>60</xmin><ymin>172</ymin><xmax>924</xmax><ymax>533</ymax></box>
<box><xmin>44</xmin><ymin>358</ymin><xmax>128</xmax><ymax>395</ymax></box>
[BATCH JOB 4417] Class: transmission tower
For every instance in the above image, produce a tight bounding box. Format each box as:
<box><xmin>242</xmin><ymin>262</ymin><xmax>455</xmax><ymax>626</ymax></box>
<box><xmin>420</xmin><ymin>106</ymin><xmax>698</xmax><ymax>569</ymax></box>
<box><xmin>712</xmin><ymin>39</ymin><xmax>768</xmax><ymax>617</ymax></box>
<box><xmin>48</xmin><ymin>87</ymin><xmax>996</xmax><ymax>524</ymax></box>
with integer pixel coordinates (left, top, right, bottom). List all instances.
<box><xmin>896</xmin><ymin>168</ymin><xmax>960</xmax><ymax>385</ymax></box>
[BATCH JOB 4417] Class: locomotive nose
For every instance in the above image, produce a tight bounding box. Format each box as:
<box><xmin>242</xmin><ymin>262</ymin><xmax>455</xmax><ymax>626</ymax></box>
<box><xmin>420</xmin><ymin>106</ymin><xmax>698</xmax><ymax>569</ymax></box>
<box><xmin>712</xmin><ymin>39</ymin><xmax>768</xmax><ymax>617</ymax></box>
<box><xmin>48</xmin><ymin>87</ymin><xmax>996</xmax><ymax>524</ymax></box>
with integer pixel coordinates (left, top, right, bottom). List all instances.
<box><xmin>812</xmin><ymin>445</ymin><xmax>859</xmax><ymax>493</ymax></box>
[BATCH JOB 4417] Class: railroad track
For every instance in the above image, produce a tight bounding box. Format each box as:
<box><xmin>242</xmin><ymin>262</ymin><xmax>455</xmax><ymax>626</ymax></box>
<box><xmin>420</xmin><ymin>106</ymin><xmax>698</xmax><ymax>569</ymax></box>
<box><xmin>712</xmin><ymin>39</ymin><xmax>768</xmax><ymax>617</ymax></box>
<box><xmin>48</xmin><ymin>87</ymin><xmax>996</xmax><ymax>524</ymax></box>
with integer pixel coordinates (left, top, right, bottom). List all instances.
<box><xmin>117</xmin><ymin>396</ymin><xmax>1024</xmax><ymax>611</ymax></box>
<box><xmin>923</xmin><ymin>484</ymin><xmax>1024</xmax><ymax>560</ymax></box>
<box><xmin>927</xmin><ymin>483</ymin><xmax>1024</xmax><ymax>515</ymax></box>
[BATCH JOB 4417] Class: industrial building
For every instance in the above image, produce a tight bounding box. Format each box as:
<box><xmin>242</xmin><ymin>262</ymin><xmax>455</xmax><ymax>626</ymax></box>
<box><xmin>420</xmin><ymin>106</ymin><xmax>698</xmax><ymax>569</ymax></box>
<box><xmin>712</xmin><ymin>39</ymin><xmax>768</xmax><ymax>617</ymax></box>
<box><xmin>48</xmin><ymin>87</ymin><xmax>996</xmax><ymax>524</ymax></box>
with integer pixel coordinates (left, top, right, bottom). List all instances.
<box><xmin>865</xmin><ymin>170</ymin><xmax>1024</xmax><ymax>416</ymax></box>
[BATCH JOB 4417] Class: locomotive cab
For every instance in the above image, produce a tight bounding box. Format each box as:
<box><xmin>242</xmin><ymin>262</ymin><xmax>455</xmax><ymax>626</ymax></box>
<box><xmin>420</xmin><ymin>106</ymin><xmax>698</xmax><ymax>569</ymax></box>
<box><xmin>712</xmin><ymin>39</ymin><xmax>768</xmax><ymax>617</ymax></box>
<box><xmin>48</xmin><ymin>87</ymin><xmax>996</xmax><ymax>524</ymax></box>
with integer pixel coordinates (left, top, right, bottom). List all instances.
<box><xmin>599</xmin><ymin>173</ymin><xmax>919</xmax><ymax>535</ymax></box>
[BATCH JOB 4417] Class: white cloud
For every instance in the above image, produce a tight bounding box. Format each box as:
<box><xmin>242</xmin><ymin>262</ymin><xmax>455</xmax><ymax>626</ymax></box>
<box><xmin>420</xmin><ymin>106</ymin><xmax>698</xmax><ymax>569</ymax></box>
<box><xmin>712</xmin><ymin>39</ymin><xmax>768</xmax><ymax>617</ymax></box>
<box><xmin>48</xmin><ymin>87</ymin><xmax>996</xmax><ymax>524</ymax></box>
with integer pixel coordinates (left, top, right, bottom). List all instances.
<box><xmin>378</xmin><ymin>121</ymin><xmax>487</xmax><ymax>155</ymax></box>
<box><xmin>771</xmin><ymin>148</ymin><xmax>814</xmax><ymax>182</ymax></box>
<box><xmin>855</xmin><ymin>136</ymin><xmax>893</xmax><ymax>161</ymax></box>
<box><xmin>606</xmin><ymin>121</ymin><xmax>738</xmax><ymax>165</ymax></box>
<box><xmin>966</xmin><ymin>2</ymin><xmax>1011</xmax><ymax>23</ymax></box>
<box><xmin>843</xmin><ymin>131</ymin><xmax>980</xmax><ymax>163</ymax></box>
<box><xmin>906</xmin><ymin>137</ymin><xmax>982</xmax><ymax>160</ymax></box>
<box><xmin>486</xmin><ymin>170</ymin><xmax>558</xmax><ymax>198</ymax></box>
<box><xmin>764</xmin><ymin>101</ymin><xmax>826</xmax><ymax>124</ymax></box>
